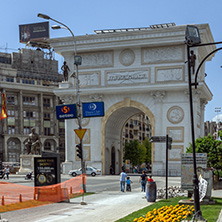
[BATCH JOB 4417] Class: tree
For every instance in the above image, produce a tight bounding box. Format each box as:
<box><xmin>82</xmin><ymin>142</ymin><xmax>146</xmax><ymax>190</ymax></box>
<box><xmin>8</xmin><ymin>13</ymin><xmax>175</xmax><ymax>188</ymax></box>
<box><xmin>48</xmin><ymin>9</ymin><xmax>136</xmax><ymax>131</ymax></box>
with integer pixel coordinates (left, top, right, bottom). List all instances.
<box><xmin>140</xmin><ymin>137</ymin><xmax>152</xmax><ymax>164</ymax></box>
<box><xmin>123</xmin><ymin>140</ymin><xmax>146</xmax><ymax>166</ymax></box>
<box><xmin>186</xmin><ymin>133</ymin><xmax>222</xmax><ymax>172</ymax></box>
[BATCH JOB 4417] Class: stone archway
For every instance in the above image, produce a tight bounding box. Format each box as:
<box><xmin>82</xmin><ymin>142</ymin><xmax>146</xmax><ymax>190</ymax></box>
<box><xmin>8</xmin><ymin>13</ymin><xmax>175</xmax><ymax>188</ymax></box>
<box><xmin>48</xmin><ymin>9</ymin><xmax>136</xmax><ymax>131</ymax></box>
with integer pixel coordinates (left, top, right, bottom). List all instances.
<box><xmin>101</xmin><ymin>98</ymin><xmax>155</xmax><ymax>174</ymax></box>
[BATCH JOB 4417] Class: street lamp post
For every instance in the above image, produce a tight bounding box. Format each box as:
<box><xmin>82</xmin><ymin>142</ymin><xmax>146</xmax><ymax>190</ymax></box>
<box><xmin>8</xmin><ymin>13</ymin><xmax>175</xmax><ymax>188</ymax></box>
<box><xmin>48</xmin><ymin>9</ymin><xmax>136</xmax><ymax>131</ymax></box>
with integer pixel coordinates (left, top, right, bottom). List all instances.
<box><xmin>185</xmin><ymin>25</ymin><xmax>206</xmax><ymax>221</ymax></box>
<box><xmin>37</xmin><ymin>13</ymin><xmax>86</xmax><ymax>198</ymax></box>
<box><xmin>185</xmin><ymin>25</ymin><xmax>222</xmax><ymax>221</ymax></box>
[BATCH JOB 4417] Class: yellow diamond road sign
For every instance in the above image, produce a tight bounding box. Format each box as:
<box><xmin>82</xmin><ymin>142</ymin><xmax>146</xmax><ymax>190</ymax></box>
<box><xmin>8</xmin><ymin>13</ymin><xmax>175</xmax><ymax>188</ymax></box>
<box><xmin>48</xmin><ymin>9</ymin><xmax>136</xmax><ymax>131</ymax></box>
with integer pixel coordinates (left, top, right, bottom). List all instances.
<box><xmin>74</xmin><ymin>129</ymin><xmax>87</xmax><ymax>140</ymax></box>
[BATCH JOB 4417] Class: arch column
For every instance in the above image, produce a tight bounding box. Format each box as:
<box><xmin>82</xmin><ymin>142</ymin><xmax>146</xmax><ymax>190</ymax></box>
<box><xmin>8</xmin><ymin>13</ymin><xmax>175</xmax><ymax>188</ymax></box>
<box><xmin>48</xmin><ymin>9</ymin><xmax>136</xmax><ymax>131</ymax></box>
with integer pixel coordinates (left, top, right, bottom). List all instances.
<box><xmin>151</xmin><ymin>91</ymin><xmax>166</xmax><ymax>174</ymax></box>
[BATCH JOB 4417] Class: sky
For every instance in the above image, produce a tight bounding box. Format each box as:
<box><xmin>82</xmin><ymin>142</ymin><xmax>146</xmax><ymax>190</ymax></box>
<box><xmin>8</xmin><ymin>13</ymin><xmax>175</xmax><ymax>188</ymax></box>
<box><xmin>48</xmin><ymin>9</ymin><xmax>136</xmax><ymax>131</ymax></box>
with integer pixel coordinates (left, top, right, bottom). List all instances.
<box><xmin>0</xmin><ymin>0</ymin><xmax>221</xmax><ymax>121</ymax></box>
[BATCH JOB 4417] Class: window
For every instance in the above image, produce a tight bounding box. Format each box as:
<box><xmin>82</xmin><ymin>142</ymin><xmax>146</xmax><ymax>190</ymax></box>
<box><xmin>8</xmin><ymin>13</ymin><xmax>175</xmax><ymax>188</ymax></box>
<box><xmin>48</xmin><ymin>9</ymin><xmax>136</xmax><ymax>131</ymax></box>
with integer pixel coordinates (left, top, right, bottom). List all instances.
<box><xmin>24</xmin><ymin>111</ymin><xmax>36</xmax><ymax>118</ymax></box>
<box><xmin>44</xmin><ymin>113</ymin><xmax>50</xmax><ymax>120</ymax></box>
<box><xmin>43</xmin><ymin>98</ymin><xmax>50</xmax><ymax>108</ymax></box>
<box><xmin>0</xmin><ymin>56</ymin><xmax>11</xmax><ymax>64</ymax></box>
<box><xmin>44</xmin><ymin>142</ymin><xmax>51</xmax><ymax>151</ymax></box>
<box><xmin>8</xmin><ymin>140</ymin><xmax>20</xmax><ymax>162</ymax></box>
<box><xmin>22</xmin><ymin>79</ymin><xmax>35</xmax><ymax>85</ymax></box>
<box><xmin>23</xmin><ymin>96</ymin><xmax>36</xmax><ymax>105</ymax></box>
<box><xmin>44</xmin><ymin>128</ymin><xmax>50</xmax><ymax>136</ymax></box>
<box><xmin>6</xmin><ymin>77</ymin><xmax>14</xmax><ymax>82</ymax></box>
<box><xmin>8</xmin><ymin>126</ymin><xmax>15</xmax><ymax>134</ymax></box>
<box><xmin>7</xmin><ymin>110</ymin><xmax>16</xmax><ymax>133</ymax></box>
<box><xmin>7</xmin><ymin>96</ymin><xmax>15</xmax><ymax>105</ymax></box>
<box><xmin>59</xmin><ymin>128</ymin><xmax>65</xmax><ymax>136</ymax></box>
<box><xmin>24</xmin><ymin>127</ymin><xmax>32</xmax><ymax>135</ymax></box>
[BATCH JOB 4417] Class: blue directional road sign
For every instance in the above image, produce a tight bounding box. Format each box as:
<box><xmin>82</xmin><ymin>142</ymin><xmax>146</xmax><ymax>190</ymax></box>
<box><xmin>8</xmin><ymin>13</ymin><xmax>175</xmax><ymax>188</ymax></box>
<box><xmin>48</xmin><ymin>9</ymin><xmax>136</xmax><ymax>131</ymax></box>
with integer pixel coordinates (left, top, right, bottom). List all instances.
<box><xmin>56</xmin><ymin>104</ymin><xmax>77</xmax><ymax>120</ymax></box>
<box><xmin>82</xmin><ymin>102</ymin><xmax>104</xmax><ymax>118</ymax></box>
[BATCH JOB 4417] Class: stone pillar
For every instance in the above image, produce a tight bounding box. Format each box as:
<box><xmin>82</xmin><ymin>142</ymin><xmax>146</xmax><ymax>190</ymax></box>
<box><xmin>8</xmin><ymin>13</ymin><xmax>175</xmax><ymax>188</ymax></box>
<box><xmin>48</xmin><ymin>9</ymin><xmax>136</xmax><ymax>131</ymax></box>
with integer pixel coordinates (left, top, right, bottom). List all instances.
<box><xmin>19</xmin><ymin>90</ymin><xmax>23</xmax><ymax>135</ymax></box>
<box><xmin>60</xmin><ymin>94</ymin><xmax>76</xmax><ymax>173</ymax></box>
<box><xmin>151</xmin><ymin>91</ymin><xmax>165</xmax><ymax>175</ymax></box>
<box><xmin>200</xmin><ymin>99</ymin><xmax>208</xmax><ymax>137</ymax></box>
<box><xmin>40</xmin><ymin>93</ymin><xmax>43</xmax><ymax>135</ymax></box>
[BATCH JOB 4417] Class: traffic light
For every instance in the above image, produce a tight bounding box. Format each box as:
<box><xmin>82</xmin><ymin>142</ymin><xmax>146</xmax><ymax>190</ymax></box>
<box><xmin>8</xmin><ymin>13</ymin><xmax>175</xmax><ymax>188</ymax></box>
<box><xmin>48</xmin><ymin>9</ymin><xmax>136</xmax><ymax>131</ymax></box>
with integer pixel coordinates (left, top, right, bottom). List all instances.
<box><xmin>76</xmin><ymin>143</ymin><xmax>82</xmax><ymax>159</ymax></box>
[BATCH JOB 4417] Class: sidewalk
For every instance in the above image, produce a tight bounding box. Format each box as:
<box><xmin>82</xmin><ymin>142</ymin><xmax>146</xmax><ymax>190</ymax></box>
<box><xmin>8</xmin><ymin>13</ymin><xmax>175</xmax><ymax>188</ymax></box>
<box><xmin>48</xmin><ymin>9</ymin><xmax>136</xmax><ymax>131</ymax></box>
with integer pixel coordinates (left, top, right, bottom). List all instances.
<box><xmin>2</xmin><ymin>186</ymin><xmax>222</xmax><ymax>222</ymax></box>
<box><xmin>2</xmin><ymin>188</ymin><xmax>151</xmax><ymax>222</ymax></box>
<box><xmin>1</xmin><ymin>175</ymin><xmax>222</xmax><ymax>222</ymax></box>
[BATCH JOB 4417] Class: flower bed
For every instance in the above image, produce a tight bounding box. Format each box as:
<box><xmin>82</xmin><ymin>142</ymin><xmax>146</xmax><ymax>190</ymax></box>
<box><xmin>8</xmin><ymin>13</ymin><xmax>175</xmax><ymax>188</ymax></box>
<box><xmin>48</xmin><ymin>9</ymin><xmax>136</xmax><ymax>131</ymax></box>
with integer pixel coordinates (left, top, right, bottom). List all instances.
<box><xmin>133</xmin><ymin>204</ymin><xmax>194</xmax><ymax>222</ymax></box>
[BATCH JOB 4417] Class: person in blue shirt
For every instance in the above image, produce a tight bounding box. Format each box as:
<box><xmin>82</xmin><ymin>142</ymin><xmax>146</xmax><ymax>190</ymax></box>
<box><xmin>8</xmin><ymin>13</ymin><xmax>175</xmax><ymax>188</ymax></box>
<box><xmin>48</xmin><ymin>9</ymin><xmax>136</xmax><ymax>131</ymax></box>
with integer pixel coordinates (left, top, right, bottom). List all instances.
<box><xmin>126</xmin><ymin>176</ymin><xmax>132</xmax><ymax>192</ymax></box>
<box><xmin>139</xmin><ymin>170</ymin><xmax>147</xmax><ymax>192</ymax></box>
<box><xmin>120</xmin><ymin>170</ymin><xmax>127</xmax><ymax>192</ymax></box>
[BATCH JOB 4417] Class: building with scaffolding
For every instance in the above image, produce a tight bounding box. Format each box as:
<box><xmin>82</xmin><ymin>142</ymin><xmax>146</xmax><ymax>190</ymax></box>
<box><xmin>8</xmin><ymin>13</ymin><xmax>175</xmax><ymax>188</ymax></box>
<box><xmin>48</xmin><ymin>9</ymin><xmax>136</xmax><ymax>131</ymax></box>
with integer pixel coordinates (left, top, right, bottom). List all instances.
<box><xmin>0</xmin><ymin>47</ymin><xmax>65</xmax><ymax>166</ymax></box>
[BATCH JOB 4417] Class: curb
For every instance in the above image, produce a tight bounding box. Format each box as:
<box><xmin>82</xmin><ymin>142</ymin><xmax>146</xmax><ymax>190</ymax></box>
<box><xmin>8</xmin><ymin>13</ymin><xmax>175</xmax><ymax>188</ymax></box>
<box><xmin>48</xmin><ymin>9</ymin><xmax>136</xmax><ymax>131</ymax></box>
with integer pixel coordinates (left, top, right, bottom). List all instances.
<box><xmin>217</xmin><ymin>209</ymin><xmax>222</xmax><ymax>222</ymax></box>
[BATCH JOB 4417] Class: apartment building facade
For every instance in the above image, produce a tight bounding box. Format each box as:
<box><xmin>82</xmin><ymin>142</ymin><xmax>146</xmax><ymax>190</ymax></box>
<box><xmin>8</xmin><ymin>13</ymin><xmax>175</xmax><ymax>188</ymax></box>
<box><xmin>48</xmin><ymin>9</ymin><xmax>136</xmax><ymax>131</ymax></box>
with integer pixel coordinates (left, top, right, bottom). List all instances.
<box><xmin>0</xmin><ymin>48</ymin><xmax>65</xmax><ymax>165</ymax></box>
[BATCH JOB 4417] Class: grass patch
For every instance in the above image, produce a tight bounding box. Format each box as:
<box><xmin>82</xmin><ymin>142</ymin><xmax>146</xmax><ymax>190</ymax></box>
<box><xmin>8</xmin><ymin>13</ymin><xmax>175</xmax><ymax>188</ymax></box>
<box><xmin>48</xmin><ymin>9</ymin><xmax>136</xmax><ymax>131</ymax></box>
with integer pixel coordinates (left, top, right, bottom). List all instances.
<box><xmin>116</xmin><ymin>197</ymin><xmax>222</xmax><ymax>222</ymax></box>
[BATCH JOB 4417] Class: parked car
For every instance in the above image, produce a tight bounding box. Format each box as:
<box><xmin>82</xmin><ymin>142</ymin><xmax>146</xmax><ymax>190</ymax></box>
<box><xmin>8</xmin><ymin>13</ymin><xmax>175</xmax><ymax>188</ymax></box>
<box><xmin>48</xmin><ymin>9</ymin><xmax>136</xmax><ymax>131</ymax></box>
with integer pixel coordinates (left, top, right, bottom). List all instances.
<box><xmin>69</xmin><ymin>166</ymin><xmax>101</xmax><ymax>177</ymax></box>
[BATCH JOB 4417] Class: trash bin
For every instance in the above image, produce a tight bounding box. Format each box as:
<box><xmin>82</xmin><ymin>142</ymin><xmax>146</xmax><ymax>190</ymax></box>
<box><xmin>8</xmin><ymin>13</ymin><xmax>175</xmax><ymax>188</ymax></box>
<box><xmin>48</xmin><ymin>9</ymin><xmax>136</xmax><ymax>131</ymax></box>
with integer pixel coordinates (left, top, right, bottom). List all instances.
<box><xmin>146</xmin><ymin>181</ymin><xmax>157</xmax><ymax>202</ymax></box>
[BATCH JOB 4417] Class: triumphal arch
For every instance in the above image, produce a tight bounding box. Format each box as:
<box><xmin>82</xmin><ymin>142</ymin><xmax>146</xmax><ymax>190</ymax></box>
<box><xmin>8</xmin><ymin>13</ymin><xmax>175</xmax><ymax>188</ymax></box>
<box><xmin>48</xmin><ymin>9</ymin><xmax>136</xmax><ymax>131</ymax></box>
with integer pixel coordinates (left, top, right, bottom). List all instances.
<box><xmin>51</xmin><ymin>23</ymin><xmax>215</xmax><ymax>175</ymax></box>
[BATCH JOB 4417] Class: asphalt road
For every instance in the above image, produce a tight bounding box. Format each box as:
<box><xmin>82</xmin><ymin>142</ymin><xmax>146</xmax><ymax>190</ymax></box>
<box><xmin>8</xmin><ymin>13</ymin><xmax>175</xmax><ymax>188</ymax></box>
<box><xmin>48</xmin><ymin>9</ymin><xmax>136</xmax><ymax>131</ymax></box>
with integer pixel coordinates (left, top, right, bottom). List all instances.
<box><xmin>1</xmin><ymin>174</ymin><xmax>181</xmax><ymax>192</ymax></box>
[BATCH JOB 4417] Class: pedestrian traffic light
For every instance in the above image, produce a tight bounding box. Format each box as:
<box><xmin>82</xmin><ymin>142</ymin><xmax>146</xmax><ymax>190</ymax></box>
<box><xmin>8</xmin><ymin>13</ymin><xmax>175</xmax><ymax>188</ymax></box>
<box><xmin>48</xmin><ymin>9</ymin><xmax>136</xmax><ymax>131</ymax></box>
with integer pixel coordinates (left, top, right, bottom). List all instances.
<box><xmin>76</xmin><ymin>143</ymin><xmax>82</xmax><ymax>159</ymax></box>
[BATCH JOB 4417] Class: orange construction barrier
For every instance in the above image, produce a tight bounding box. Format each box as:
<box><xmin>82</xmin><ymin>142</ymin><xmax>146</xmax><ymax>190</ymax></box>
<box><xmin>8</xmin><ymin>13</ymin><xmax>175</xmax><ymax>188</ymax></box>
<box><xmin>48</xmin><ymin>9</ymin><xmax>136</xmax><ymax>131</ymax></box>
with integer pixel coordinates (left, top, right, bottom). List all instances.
<box><xmin>0</xmin><ymin>174</ymin><xmax>86</xmax><ymax>205</ymax></box>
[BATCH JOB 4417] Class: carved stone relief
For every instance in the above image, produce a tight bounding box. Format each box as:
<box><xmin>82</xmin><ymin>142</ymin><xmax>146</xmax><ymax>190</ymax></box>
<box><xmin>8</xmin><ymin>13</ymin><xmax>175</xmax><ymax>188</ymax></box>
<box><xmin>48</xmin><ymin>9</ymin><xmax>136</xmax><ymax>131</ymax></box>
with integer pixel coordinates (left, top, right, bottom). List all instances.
<box><xmin>200</xmin><ymin>99</ymin><xmax>208</xmax><ymax>111</ymax></box>
<box><xmin>167</xmin><ymin>127</ymin><xmax>184</xmax><ymax>143</ymax></box>
<box><xmin>151</xmin><ymin>91</ymin><xmax>166</xmax><ymax>103</ymax></box>
<box><xmin>75</xmin><ymin>118</ymin><xmax>90</xmax><ymax>127</ymax></box>
<box><xmin>80</xmin><ymin>51</ymin><xmax>113</xmax><ymax>68</ymax></box>
<box><xmin>142</xmin><ymin>46</ymin><xmax>183</xmax><ymax>64</ymax></box>
<box><xmin>60</xmin><ymin>95</ymin><xmax>75</xmax><ymax>104</ymax></box>
<box><xmin>89</xmin><ymin>94</ymin><xmax>103</xmax><ymax>101</ymax></box>
<box><xmin>106</xmin><ymin>69</ymin><xmax>149</xmax><ymax>85</ymax></box>
<box><xmin>169</xmin><ymin>146</ymin><xmax>183</xmax><ymax>161</ymax></box>
<box><xmin>156</xmin><ymin>67</ymin><xmax>184</xmax><ymax>82</ymax></box>
<box><xmin>119</xmin><ymin>49</ymin><xmax>135</xmax><ymax>66</ymax></box>
<box><xmin>79</xmin><ymin>72</ymin><xmax>100</xmax><ymax>87</ymax></box>
<box><xmin>167</xmin><ymin>106</ymin><xmax>184</xmax><ymax>124</ymax></box>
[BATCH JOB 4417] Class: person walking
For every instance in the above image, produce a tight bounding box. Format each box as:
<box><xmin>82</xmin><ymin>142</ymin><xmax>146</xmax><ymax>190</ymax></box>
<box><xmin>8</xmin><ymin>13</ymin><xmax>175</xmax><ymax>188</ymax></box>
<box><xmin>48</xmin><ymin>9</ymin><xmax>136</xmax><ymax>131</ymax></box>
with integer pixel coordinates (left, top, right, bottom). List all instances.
<box><xmin>120</xmin><ymin>170</ymin><xmax>127</xmax><ymax>192</ymax></box>
<box><xmin>126</xmin><ymin>176</ymin><xmax>133</xmax><ymax>192</ymax></box>
<box><xmin>4</xmin><ymin>165</ymin><xmax>10</xmax><ymax>180</ymax></box>
<box><xmin>139</xmin><ymin>170</ymin><xmax>147</xmax><ymax>192</ymax></box>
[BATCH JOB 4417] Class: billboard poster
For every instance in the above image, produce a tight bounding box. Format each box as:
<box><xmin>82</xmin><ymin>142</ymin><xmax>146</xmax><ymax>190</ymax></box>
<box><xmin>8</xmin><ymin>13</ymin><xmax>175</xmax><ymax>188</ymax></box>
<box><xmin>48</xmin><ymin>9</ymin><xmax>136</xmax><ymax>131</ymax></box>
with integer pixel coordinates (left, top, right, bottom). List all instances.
<box><xmin>34</xmin><ymin>157</ymin><xmax>57</xmax><ymax>186</ymax></box>
<box><xmin>181</xmin><ymin>153</ymin><xmax>207</xmax><ymax>190</ymax></box>
<box><xmin>19</xmin><ymin>22</ymin><xmax>49</xmax><ymax>43</ymax></box>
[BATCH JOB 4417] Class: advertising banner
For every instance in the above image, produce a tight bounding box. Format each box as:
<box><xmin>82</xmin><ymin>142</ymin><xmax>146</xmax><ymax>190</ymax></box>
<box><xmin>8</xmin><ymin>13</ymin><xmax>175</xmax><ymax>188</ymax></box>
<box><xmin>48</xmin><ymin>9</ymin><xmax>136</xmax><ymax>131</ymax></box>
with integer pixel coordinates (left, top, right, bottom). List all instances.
<box><xmin>56</xmin><ymin>104</ymin><xmax>77</xmax><ymax>120</ymax></box>
<box><xmin>82</xmin><ymin>102</ymin><xmax>104</xmax><ymax>118</ymax></box>
<box><xmin>34</xmin><ymin>157</ymin><xmax>57</xmax><ymax>186</ymax></box>
<box><xmin>19</xmin><ymin>22</ymin><xmax>49</xmax><ymax>43</ymax></box>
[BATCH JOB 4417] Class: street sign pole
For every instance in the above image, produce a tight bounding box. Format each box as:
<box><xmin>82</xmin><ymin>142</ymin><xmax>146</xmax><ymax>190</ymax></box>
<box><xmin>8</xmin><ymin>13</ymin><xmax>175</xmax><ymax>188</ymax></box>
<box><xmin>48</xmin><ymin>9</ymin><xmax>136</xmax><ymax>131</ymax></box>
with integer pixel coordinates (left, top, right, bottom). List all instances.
<box><xmin>74</xmin><ymin>129</ymin><xmax>87</xmax><ymax>205</ymax></box>
<box><xmin>166</xmin><ymin>134</ymin><xmax>168</xmax><ymax>199</ymax></box>
<box><xmin>150</xmin><ymin>135</ymin><xmax>172</xmax><ymax>200</ymax></box>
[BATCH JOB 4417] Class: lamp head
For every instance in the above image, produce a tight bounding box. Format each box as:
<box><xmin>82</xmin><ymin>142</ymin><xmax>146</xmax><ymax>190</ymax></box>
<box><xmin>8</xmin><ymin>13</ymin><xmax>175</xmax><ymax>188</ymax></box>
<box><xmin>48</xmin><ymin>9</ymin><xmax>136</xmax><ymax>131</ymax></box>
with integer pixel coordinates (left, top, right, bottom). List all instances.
<box><xmin>37</xmin><ymin>13</ymin><xmax>51</xmax><ymax>20</ymax></box>
<box><xmin>51</xmin><ymin>25</ymin><xmax>61</xmax><ymax>30</ymax></box>
<box><xmin>185</xmin><ymin>25</ymin><xmax>201</xmax><ymax>45</ymax></box>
